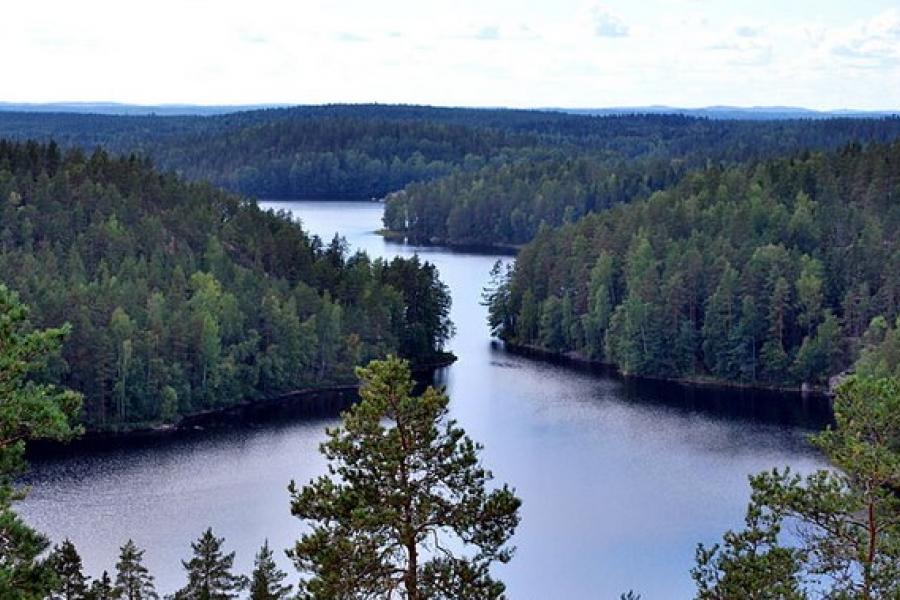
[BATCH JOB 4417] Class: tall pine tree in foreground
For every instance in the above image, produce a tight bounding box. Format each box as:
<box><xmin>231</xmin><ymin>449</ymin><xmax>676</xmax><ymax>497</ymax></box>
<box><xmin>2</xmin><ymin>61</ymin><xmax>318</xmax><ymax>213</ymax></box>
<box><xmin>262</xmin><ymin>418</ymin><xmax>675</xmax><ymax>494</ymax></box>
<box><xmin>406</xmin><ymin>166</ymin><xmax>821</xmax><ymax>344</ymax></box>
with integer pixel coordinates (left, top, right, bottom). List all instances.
<box><xmin>0</xmin><ymin>284</ymin><xmax>82</xmax><ymax>599</ymax></box>
<box><xmin>289</xmin><ymin>356</ymin><xmax>521</xmax><ymax>599</ymax></box>
<box><xmin>249</xmin><ymin>540</ymin><xmax>292</xmax><ymax>600</ymax></box>
<box><xmin>174</xmin><ymin>528</ymin><xmax>247</xmax><ymax>599</ymax></box>
<box><xmin>48</xmin><ymin>539</ymin><xmax>89</xmax><ymax>600</ymax></box>
<box><xmin>694</xmin><ymin>375</ymin><xmax>900</xmax><ymax>599</ymax></box>
<box><xmin>114</xmin><ymin>540</ymin><xmax>157</xmax><ymax>600</ymax></box>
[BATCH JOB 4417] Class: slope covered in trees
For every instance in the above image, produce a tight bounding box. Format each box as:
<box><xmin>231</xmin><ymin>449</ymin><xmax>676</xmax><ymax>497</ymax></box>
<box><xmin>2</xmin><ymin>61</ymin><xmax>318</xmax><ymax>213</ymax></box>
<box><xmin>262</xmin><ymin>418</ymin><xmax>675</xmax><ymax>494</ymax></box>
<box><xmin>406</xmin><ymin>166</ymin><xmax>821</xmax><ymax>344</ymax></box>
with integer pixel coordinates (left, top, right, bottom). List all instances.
<box><xmin>384</xmin><ymin>117</ymin><xmax>900</xmax><ymax>247</ymax></box>
<box><xmin>487</xmin><ymin>141</ymin><xmax>900</xmax><ymax>389</ymax></box>
<box><xmin>0</xmin><ymin>139</ymin><xmax>452</xmax><ymax>430</ymax></box>
<box><xmin>3</xmin><ymin>105</ymin><xmax>900</xmax><ymax>208</ymax></box>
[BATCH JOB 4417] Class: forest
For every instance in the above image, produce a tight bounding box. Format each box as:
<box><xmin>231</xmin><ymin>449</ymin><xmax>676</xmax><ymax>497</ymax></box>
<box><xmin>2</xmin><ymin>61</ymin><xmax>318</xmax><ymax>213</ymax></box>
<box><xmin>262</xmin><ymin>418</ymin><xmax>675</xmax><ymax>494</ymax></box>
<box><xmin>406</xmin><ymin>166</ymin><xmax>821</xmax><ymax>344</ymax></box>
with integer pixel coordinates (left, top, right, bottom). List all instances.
<box><xmin>486</xmin><ymin>140</ymin><xmax>900</xmax><ymax>389</ymax></box>
<box><xmin>383</xmin><ymin>116</ymin><xmax>900</xmax><ymax>247</ymax></box>
<box><xmin>0</xmin><ymin>139</ymin><xmax>452</xmax><ymax>430</ymax></box>
<box><xmin>3</xmin><ymin>105</ymin><xmax>900</xmax><ymax>209</ymax></box>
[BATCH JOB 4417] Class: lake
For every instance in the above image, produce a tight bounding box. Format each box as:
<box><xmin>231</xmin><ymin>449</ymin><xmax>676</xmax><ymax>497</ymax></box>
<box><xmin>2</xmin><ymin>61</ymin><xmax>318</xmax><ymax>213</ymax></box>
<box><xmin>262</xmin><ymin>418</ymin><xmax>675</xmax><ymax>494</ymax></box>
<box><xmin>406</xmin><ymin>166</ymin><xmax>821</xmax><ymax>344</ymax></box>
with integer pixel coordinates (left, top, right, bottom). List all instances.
<box><xmin>20</xmin><ymin>200</ymin><xmax>831</xmax><ymax>598</ymax></box>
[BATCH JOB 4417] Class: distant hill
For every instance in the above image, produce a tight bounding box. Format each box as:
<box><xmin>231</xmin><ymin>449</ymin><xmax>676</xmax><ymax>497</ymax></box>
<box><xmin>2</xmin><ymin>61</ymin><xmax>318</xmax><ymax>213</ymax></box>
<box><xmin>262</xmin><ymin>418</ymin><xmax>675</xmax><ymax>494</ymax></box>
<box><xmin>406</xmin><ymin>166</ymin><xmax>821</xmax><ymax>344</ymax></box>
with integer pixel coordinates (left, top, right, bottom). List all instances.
<box><xmin>0</xmin><ymin>101</ymin><xmax>288</xmax><ymax>116</ymax></box>
<box><xmin>554</xmin><ymin>105</ymin><xmax>900</xmax><ymax>120</ymax></box>
<box><xmin>2</xmin><ymin>103</ymin><xmax>900</xmax><ymax>206</ymax></box>
<box><xmin>3</xmin><ymin>101</ymin><xmax>898</xmax><ymax>120</ymax></box>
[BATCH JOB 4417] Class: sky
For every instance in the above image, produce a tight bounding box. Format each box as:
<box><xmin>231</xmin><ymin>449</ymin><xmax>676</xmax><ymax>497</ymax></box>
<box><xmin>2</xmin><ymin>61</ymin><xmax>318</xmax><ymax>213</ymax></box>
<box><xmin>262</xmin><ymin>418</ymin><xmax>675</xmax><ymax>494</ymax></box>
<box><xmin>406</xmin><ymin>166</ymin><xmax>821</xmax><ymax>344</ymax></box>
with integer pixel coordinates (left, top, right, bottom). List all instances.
<box><xmin>2</xmin><ymin>0</ymin><xmax>899</xmax><ymax>110</ymax></box>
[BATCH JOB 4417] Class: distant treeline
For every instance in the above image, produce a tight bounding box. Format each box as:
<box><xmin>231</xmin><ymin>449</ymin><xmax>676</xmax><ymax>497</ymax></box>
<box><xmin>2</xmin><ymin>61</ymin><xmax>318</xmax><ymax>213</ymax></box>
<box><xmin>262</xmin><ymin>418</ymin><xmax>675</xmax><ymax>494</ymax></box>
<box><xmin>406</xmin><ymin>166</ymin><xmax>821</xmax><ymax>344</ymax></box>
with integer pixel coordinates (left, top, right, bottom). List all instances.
<box><xmin>3</xmin><ymin>105</ymin><xmax>900</xmax><ymax>210</ymax></box>
<box><xmin>0</xmin><ymin>139</ymin><xmax>452</xmax><ymax>430</ymax></box>
<box><xmin>486</xmin><ymin>141</ymin><xmax>900</xmax><ymax>388</ymax></box>
<box><xmin>384</xmin><ymin>115</ymin><xmax>900</xmax><ymax>247</ymax></box>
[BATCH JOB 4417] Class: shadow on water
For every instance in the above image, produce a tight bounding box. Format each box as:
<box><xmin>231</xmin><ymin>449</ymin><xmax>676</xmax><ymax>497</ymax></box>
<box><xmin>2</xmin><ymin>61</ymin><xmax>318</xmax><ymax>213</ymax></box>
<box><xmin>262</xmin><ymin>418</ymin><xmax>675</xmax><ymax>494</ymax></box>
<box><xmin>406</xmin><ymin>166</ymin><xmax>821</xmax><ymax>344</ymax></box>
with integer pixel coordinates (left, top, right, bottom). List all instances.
<box><xmin>25</xmin><ymin>374</ymin><xmax>445</xmax><ymax>463</ymax></box>
<box><xmin>494</xmin><ymin>341</ymin><xmax>834</xmax><ymax>431</ymax></box>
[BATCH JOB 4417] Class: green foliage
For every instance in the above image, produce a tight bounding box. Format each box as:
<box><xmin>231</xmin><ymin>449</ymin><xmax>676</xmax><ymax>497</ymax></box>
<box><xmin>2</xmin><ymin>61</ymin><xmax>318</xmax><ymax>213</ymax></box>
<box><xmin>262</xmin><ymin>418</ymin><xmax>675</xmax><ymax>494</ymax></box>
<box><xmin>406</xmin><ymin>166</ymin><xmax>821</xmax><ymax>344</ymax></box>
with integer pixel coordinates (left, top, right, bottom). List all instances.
<box><xmin>174</xmin><ymin>529</ymin><xmax>247</xmax><ymax>600</ymax></box>
<box><xmin>288</xmin><ymin>357</ymin><xmax>521</xmax><ymax>599</ymax></box>
<box><xmin>384</xmin><ymin>118</ymin><xmax>900</xmax><ymax>248</ymax></box>
<box><xmin>856</xmin><ymin>316</ymin><xmax>900</xmax><ymax>379</ymax></box>
<box><xmin>493</xmin><ymin>142</ymin><xmax>900</xmax><ymax>388</ymax></box>
<box><xmin>0</xmin><ymin>284</ymin><xmax>81</xmax><ymax>599</ymax></box>
<box><xmin>0</xmin><ymin>507</ymin><xmax>58</xmax><ymax>599</ymax></box>
<box><xmin>48</xmin><ymin>539</ymin><xmax>90</xmax><ymax>600</ymax></box>
<box><xmin>249</xmin><ymin>540</ymin><xmax>292</xmax><ymax>600</ymax></box>
<box><xmin>694</xmin><ymin>376</ymin><xmax>900</xmax><ymax>598</ymax></box>
<box><xmin>0</xmin><ymin>140</ymin><xmax>452</xmax><ymax>430</ymax></box>
<box><xmin>114</xmin><ymin>540</ymin><xmax>157</xmax><ymax>600</ymax></box>
<box><xmin>693</xmin><ymin>502</ymin><xmax>805</xmax><ymax>599</ymax></box>
<box><xmin>88</xmin><ymin>571</ymin><xmax>115</xmax><ymax>600</ymax></box>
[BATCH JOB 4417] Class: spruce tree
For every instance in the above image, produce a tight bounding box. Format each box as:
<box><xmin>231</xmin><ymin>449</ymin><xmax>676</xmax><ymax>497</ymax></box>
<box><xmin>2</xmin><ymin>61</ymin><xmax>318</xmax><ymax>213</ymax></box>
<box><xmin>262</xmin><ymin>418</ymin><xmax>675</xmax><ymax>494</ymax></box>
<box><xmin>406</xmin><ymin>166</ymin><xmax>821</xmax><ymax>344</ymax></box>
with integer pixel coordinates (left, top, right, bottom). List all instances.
<box><xmin>48</xmin><ymin>539</ymin><xmax>90</xmax><ymax>600</ymax></box>
<box><xmin>249</xmin><ymin>540</ymin><xmax>292</xmax><ymax>600</ymax></box>
<box><xmin>114</xmin><ymin>540</ymin><xmax>157</xmax><ymax>600</ymax></box>
<box><xmin>289</xmin><ymin>356</ymin><xmax>521</xmax><ymax>599</ymax></box>
<box><xmin>88</xmin><ymin>571</ymin><xmax>115</xmax><ymax>600</ymax></box>
<box><xmin>174</xmin><ymin>528</ymin><xmax>247</xmax><ymax>599</ymax></box>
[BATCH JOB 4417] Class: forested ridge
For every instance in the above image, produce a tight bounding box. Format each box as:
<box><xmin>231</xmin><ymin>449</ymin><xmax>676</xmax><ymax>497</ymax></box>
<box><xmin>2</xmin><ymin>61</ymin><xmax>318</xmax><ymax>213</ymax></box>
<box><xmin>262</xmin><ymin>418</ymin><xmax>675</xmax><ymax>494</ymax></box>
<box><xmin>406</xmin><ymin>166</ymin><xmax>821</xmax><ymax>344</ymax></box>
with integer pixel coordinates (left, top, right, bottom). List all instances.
<box><xmin>487</xmin><ymin>141</ymin><xmax>900</xmax><ymax>389</ymax></box>
<box><xmin>3</xmin><ymin>105</ymin><xmax>900</xmax><ymax>210</ymax></box>
<box><xmin>384</xmin><ymin>116</ymin><xmax>900</xmax><ymax>247</ymax></box>
<box><xmin>0</xmin><ymin>139</ymin><xmax>452</xmax><ymax>430</ymax></box>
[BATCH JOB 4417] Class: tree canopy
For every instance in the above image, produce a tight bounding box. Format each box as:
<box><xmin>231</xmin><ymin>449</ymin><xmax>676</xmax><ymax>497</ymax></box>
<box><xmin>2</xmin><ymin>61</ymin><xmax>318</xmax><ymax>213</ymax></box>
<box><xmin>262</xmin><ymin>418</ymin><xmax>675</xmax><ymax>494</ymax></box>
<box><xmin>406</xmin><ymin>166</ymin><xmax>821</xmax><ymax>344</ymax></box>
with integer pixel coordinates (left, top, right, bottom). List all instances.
<box><xmin>288</xmin><ymin>357</ymin><xmax>521</xmax><ymax>599</ymax></box>
<box><xmin>490</xmin><ymin>141</ymin><xmax>900</xmax><ymax>389</ymax></box>
<box><xmin>0</xmin><ymin>285</ymin><xmax>81</xmax><ymax>599</ymax></box>
<box><xmin>0</xmin><ymin>140</ymin><xmax>452</xmax><ymax>430</ymax></box>
<box><xmin>694</xmin><ymin>375</ymin><xmax>900</xmax><ymax>598</ymax></box>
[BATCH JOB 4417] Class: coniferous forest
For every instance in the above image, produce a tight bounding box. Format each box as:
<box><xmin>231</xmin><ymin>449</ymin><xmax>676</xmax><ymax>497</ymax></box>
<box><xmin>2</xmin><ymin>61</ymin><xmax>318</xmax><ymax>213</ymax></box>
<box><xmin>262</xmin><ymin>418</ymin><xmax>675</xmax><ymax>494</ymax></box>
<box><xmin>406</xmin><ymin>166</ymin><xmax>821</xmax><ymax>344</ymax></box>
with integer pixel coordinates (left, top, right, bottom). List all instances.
<box><xmin>2</xmin><ymin>106</ymin><xmax>900</xmax><ymax>210</ymax></box>
<box><xmin>486</xmin><ymin>141</ymin><xmax>900</xmax><ymax>388</ymax></box>
<box><xmin>5</xmin><ymin>0</ymin><xmax>900</xmax><ymax>596</ymax></box>
<box><xmin>1</xmin><ymin>103</ymin><xmax>899</xmax><ymax>599</ymax></box>
<box><xmin>0</xmin><ymin>140</ymin><xmax>452</xmax><ymax>430</ymax></box>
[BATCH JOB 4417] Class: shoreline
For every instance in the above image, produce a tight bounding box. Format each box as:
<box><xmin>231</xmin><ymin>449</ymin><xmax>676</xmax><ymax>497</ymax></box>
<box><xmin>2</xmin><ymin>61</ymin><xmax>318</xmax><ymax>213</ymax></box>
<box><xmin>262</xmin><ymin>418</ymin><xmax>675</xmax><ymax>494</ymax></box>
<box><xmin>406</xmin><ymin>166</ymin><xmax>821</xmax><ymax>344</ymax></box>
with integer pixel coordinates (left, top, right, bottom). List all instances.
<box><xmin>377</xmin><ymin>230</ymin><xmax>521</xmax><ymax>256</ymax></box>
<box><xmin>27</xmin><ymin>354</ymin><xmax>457</xmax><ymax>453</ymax></box>
<box><xmin>501</xmin><ymin>341</ymin><xmax>833</xmax><ymax>400</ymax></box>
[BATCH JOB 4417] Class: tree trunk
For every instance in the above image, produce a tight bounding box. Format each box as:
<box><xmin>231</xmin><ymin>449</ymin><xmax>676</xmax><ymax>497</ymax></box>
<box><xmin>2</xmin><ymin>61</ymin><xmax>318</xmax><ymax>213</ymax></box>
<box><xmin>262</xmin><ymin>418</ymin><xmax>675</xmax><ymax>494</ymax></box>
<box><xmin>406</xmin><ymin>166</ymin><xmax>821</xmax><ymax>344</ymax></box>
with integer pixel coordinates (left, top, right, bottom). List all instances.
<box><xmin>405</xmin><ymin>541</ymin><xmax>418</xmax><ymax>600</ymax></box>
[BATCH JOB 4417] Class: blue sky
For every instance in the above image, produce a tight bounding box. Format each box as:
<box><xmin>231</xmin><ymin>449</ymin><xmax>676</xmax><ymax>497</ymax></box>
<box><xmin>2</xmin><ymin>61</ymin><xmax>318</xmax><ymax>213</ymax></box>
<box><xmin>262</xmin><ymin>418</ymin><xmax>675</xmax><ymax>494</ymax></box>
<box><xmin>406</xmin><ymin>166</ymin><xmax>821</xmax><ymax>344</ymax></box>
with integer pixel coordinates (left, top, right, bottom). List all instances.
<box><xmin>2</xmin><ymin>0</ymin><xmax>899</xmax><ymax>109</ymax></box>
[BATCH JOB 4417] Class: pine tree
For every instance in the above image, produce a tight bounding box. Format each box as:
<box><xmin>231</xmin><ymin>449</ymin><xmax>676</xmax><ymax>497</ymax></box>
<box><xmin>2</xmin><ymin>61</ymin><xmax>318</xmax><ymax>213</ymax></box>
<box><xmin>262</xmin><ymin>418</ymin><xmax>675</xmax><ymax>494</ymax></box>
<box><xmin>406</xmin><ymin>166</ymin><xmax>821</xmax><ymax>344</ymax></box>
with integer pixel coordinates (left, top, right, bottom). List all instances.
<box><xmin>0</xmin><ymin>285</ymin><xmax>82</xmax><ymax>599</ymax></box>
<box><xmin>694</xmin><ymin>375</ymin><xmax>900</xmax><ymax>597</ymax></box>
<box><xmin>289</xmin><ymin>357</ymin><xmax>521</xmax><ymax>599</ymax></box>
<box><xmin>174</xmin><ymin>528</ymin><xmax>247</xmax><ymax>600</ymax></box>
<box><xmin>114</xmin><ymin>540</ymin><xmax>157</xmax><ymax>600</ymax></box>
<box><xmin>48</xmin><ymin>539</ymin><xmax>90</xmax><ymax>600</ymax></box>
<box><xmin>249</xmin><ymin>540</ymin><xmax>292</xmax><ymax>600</ymax></box>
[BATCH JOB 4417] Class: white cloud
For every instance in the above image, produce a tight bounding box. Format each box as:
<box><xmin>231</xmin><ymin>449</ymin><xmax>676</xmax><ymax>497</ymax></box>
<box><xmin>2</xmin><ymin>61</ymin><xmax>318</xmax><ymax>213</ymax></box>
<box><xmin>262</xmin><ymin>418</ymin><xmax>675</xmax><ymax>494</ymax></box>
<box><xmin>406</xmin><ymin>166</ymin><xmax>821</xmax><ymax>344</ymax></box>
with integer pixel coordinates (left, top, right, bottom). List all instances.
<box><xmin>0</xmin><ymin>0</ymin><xmax>897</xmax><ymax>110</ymax></box>
<box><xmin>589</xmin><ymin>4</ymin><xmax>629</xmax><ymax>38</ymax></box>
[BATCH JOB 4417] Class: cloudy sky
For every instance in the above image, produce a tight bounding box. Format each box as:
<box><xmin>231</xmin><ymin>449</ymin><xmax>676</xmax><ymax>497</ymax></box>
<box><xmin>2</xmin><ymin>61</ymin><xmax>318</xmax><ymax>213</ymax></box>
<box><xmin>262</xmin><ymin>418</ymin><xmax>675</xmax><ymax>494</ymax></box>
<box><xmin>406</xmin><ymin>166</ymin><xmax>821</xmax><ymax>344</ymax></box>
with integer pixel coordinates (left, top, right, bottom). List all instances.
<box><xmin>3</xmin><ymin>0</ymin><xmax>899</xmax><ymax>109</ymax></box>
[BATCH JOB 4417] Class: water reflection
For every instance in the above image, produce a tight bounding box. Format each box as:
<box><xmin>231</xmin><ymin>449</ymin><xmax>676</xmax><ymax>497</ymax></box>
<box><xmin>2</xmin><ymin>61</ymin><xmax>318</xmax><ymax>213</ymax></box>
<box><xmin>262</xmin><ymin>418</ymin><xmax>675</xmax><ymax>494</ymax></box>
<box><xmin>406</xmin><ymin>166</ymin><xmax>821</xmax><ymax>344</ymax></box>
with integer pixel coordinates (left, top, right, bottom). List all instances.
<box><xmin>20</xmin><ymin>201</ymin><xmax>830</xmax><ymax>599</ymax></box>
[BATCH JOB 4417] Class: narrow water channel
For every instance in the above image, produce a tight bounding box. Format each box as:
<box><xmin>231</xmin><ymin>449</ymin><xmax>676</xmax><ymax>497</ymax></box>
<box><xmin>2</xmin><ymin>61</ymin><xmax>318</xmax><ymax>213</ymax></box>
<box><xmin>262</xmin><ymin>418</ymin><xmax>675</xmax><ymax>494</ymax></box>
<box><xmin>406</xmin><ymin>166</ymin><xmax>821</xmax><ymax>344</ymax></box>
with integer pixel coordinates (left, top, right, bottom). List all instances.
<box><xmin>20</xmin><ymin>200</ymin><xmax>830</xmax><ymax>598</ymax></box>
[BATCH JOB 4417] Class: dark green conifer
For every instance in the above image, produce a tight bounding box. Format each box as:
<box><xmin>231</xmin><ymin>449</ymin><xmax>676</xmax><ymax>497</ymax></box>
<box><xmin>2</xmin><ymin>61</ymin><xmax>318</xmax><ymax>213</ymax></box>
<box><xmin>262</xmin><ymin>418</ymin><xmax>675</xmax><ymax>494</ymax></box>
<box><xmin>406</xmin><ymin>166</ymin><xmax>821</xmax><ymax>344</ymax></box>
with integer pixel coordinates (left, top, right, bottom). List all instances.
<box><xmin>48</xmin><ymin>539</ymin><xmax>90</xmax><ymax>600</ymax></box>
<box><xmin>0</xmin><ymin>285</ymin><xmax>82</xmax><ymax>599</ymax></box>
<box><xmin>289</xmin><ymin>357</ymin><xmax>520</xmax><ymax>599</ymax></box>
<box><xmin>87</xmin><ymin>571</ymin><xmax>115</xmax><ymax>600</ymax></box>
<box><xmin>174</xmin><ymin>528</ymin><xmax>247</xmax><ymax>600</ymax></box>
<box><xmin>114</xmin><ymin>540</ymin><xmax>157</xmax><ymax>600</ymax></box>
<box><xmin>249</xmin><ymin>540</ymin><xmax>292</xmax><ymax>600</ymax></box>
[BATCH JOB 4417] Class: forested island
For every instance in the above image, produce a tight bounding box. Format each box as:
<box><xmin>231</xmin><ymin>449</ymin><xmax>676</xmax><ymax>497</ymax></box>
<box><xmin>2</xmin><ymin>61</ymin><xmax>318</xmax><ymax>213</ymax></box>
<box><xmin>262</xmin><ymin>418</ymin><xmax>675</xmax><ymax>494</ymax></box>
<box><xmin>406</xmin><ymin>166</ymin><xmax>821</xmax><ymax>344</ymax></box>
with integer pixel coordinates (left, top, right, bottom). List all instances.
<box><xmin>485</xmin><ymin>140</ymin><xmax>900</xmax><ymax>390</ymax></box>
<box><xmin>0</xmin><ymin>140</ymin><xmax>452</xmax><ymax>431</ymax></box>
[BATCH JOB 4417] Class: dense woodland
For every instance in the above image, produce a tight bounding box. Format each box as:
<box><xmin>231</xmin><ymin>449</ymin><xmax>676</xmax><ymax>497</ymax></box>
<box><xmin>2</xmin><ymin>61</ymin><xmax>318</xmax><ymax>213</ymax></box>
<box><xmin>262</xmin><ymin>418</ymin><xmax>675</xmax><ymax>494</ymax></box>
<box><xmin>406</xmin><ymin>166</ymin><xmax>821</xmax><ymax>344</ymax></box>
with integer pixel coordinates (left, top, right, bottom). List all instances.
<box><xmin>486</xmin><ymin>141</ymin><xmax>900</xmax><ymax>389</ymax></box>
<box><xmin>0</xmin><ymin>140</ymin><xmax>452</xmax><ymax>430</ymax></box>
<box><xmin>383</xmin><ymin>155</ymin><xmax>685</xmax><ymax>246</ymax></box>
<box><xmin>3</xmin><ymin>106</ymin><xmax>900</xmax><ymax>210</ymax></box>
<box><xmin>384</xmin><ymin>116</ymin><xmax>900</xmax><ymax>247</ymax></box>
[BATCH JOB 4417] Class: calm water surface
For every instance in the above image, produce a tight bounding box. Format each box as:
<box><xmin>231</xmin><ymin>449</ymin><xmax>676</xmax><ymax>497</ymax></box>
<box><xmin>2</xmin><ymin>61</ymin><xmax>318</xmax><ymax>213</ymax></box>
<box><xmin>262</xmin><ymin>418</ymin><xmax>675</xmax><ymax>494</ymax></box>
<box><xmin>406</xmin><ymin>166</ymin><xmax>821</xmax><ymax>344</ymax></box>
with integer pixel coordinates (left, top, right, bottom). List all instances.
<box><xmin>21</xmin><ymin>201</ymin><xmax>830</xmax><ymax>598</ymax></box>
